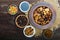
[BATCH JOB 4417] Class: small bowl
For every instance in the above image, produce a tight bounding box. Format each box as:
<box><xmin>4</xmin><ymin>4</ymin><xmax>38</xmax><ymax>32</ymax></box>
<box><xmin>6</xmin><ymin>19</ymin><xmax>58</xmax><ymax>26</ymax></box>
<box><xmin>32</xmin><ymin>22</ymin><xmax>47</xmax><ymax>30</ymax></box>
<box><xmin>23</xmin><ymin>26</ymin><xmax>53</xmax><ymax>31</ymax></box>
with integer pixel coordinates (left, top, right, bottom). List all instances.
<box><xmin>19</xmin><ymin>1</ymin><xmax>30</xmax><ymax>13</ymax></box>
<box><xmin>43</xmin><ymin>29</ymin><xmax>54</xmax><ymax>39</ymax></box>
<box><xmin>23</xmin><ymin>26</ymin><xmax>36</xmax><ymax>37</ymax></box>
<box><xmin>8</xmin><ymin>4</ymin><xmax>18</xmax><ymax>15</ymax></box>
<box><xmin>15</xmin><ymin>15</ymin><xmax>29</xmax><ymax>28</ymax></box>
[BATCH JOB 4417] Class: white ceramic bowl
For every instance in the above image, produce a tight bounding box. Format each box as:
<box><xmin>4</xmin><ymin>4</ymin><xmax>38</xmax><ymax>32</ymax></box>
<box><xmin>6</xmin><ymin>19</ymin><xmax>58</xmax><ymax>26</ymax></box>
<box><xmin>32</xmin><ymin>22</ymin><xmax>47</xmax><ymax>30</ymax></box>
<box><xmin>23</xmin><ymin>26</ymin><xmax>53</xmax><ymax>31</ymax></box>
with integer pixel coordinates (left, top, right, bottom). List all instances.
<box><xmin>23</xmin><ymin>26</ymin><xmax>36</xmax><ymax>37</ymax></box>
<box><xmin>19</xmin><ymin>1</ymin><xmax>30</xmax><ymax>13</ymax></box>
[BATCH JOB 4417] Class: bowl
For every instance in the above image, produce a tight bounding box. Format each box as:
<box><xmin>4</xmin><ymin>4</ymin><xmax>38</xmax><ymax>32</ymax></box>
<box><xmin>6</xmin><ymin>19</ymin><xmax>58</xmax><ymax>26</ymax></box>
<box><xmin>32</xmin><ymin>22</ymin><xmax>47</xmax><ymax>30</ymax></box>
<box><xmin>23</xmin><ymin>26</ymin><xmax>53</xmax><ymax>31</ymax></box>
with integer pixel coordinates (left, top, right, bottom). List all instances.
<box><xmin>19</xmin><ymin>1</ymin><xmax>30</xmax><ymax>13</ymax></box>
<box><xmin>8</xmin><ymin>4</ymin><xmax>18</xmax><ymax>15</ymax></box>
<box><xmin>29</xmin><ymin>2</ymin><xmax>56</xmax><ymax>29</ymax></box>
<box><xmin>23</xmin><ymin>26</ymin><xmax>36</xmax><ymax>37</ymax></box>
<box><xmin>43</xmin><ymin>29</ymin><xmax>54</xmax><ymax>39</ymax></box>
<box><xmin>15</xmin><ymin>15</ymin><xmax>29</xmax><ymax>28</ymax></box>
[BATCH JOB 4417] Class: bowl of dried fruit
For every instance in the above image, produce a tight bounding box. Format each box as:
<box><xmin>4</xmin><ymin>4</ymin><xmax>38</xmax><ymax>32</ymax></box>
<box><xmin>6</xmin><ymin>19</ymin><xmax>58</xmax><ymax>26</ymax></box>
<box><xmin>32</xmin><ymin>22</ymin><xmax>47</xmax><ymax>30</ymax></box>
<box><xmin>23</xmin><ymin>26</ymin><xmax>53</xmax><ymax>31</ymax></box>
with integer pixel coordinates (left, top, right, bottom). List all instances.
<box><xmin>23</xmin><ymin>26</ymin><xmax>35</xmax><ymax>37</ymax></box>
<box><xmin>15</xmin><ymin>15</ymin><xmax>29</xmax><ymax>28</ymax></box>
<box><xmin>43</xmin><ymin>29</ymin><xmax>54</xmax><ymax>39</ymax></box>
<box><xmin>8</xmin><ymin>4</ymin><xmax>18</xmax><ymax>15</ymax></box>
<box><xmin>29</xmin><ymin>2</ymin><xmax>56</xmax><ymax>29</ymax></box>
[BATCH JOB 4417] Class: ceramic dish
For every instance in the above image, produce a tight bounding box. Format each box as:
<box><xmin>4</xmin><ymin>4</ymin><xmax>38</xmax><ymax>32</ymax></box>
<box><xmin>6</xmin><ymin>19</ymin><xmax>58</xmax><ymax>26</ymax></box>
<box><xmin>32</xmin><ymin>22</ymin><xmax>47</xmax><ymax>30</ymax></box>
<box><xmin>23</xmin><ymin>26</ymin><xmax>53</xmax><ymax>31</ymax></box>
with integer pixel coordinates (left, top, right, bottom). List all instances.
<box><xmin>15</xmin><ymin>15</ymin><xmax>29</xmax><ymax>28</ymax></box>
<box><xmin>29</xmin><ymin>2</ymin><xmax>56</xmax><ymax>29</ymax></box>
<box><xmin>23</xmin><ymin>26</ymin><xmax>36</xmax><ymax>37</ymax></box>
<box><xmin>8</xmin><ymin>4</ymin><xmax>18</xmax><ymax>15</ymax></box>
<box><xmin>19</xmin><ymin>1</ymin><xmax>30</xmax><ymax>13</ymax></box>
<box><xmin>43</xmin><ymin>29</ymin><xmax>54</xmax><ymax>39</ymax></box>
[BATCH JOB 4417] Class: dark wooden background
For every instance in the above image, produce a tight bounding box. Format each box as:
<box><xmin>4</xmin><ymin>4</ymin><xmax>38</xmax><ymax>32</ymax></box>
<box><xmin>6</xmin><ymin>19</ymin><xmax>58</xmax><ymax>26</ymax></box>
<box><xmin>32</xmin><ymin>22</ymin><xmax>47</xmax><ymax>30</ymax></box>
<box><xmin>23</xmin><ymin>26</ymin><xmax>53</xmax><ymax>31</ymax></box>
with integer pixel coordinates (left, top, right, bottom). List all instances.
<box><xmin>0</xmin><ymin>0</ymin><xmax>60</xmax><ymax>40</ymax></box>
